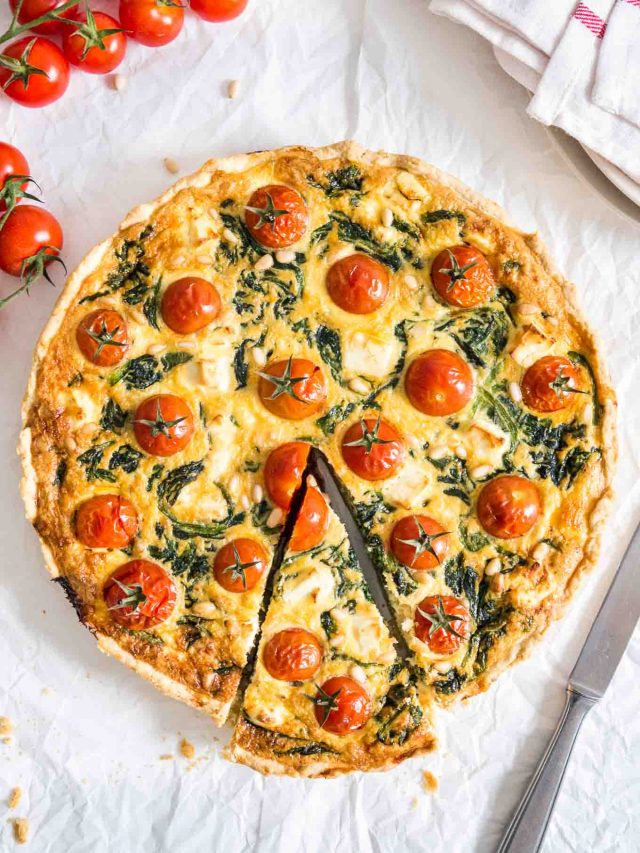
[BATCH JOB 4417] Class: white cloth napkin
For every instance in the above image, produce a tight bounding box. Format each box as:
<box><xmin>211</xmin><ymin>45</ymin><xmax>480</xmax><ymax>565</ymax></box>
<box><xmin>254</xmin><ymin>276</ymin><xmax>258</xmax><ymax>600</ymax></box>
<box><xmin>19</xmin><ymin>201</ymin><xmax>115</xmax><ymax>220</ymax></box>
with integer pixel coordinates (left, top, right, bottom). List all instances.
<box><xmin>430</xmin><ymin>0</ymin><xmax>640</xmax><ymax>187</ymax></box>
<box><xmin>593</xmin><ymin>0</ymin><xmax>640</xmax><ymax>129</ymax></box>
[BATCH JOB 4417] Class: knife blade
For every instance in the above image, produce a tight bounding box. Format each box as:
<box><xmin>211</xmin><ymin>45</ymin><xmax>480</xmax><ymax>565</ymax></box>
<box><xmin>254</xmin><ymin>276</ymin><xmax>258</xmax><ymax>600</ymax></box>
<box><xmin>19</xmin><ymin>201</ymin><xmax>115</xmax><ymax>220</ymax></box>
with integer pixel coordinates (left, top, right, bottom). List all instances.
<box><xmin>306</xmin><ymin>446</ymin><xmax>413</xmax><ymax>662</ymax></box>
<box><xmin>569</xmin><ymin>520</ymin><xmax>640</xmax><ymax>700</ymax></box>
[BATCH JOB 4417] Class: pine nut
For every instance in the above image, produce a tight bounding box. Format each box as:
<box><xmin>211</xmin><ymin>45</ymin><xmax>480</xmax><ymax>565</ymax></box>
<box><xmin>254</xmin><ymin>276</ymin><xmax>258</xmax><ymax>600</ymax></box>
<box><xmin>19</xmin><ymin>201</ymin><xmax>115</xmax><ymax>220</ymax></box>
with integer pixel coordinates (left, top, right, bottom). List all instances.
<box><xmin>532</xmin><ymin>542</ymin><xmax>550</xmax><ymax>562</ymax></box>
<box><xmin>583</xmin><ymin>403</ymin><xmax>593</xmax><ymax>423</ymax></box>
<box><xmin>254</xmin><ymin>254</ymin><xmax>274</xmax><ymax>272</ymax></box>
<box><xmin>275</xmin><ymin>249</ymin><xmax>296</xmax><ymax>264</ymax></box>
<box><xmin>434</xmin><ymin>661</ymin><xmax>451</xmax><ymax>674</ymax></box>
<box><xmin>192</xmin><ymin>602</ymin><xmax>217</xmax><ymax>619</ymax></box>
<box><xmin>485</xmin><ymin>558</ymin><xmax>501</xmax><ymax>576</ymax></box>
<box><xmin>170</xmin><ymin>254</ymin><xmax>186</xmax><ymax>268</ymax></box>
<box><xmin>429</xmin><ymin>445</ymin><xmax>448</xmax><ymax>460</ymax></box>
<box><xmin>404</xmin><ymin>274</ymin><xmax>419</xmax><ymax>291</ymax></box>
<box><xmin>349</xmin><ymin>664</ymin><xmax>367</xmax><ymax>684</ymax></box>
<box><xmin>196</xmin><ymin>254</ymin><xmax>212</xmax><ymax>266</ymax></box>
<box><xmin>267</xmin><ymin>507</ymin><xmax>284</xmax><ymax>527</ymax></box>
<box><xmin>65</xmin><ymin>436</ymin><xmax>77</xmax><ymax>452</ymax></box>
<box><xmin>112</xmin><ymin>74</ymin><xmax>127</xmax><ymax>92</ymax></box>
<box><xmin>252</xmin><ymin>347</ymin><xmax>267</xmax><ymax>367</ymax></box>
<box><xmin>229</xmin><ymin>474</ymin><xmax>240</xmax><ymax>494</ymax></box>
<box><xmin>240</xmin><ymin>495</ymin><xmax>251</xmax><ymax>510</ymax></box>
<box><xmin>252</xmin><ymin>484</ymin><xmax>264</xmax><ymax>502</ymax></box>
<box><xmin>470</xmin><ymin>464</ymin><xmax>493</xmax><ymax>480</ymax></box>
<box><xmin>519</xmin><ymin>303</ymin><xmax>538</xmax><ymax>316</ymax></box>
<box><xmin>381</xmin><ymin>208</ymin><xmax>393</xmax><ymax>227</ymax></box>
<box><xmin>149</xmin><ymin>344</ymin><xmax>166</xmax><ymax>355</ymax></box>
<box><xmin>164</xmin><ymin>158</ymin><xmax>180</xmax><ymax>175</ymax></box>
<box><xmin>455</xmin><ymin>445</ymin><xmax>467</xmax><ymax>459</ymax></box>
<box><xmin>178</xmin><ymin>340</ymin><xmax>196</xmax><ymax>350</ymax></box>
<box><xmin>349</xmin><ymin>377</ymin><xmax>369</xmax><ymax>394</ymax></box>
<box><xmin>406</xmin><ymin>433</ymin><xmax>421</xmax><ymax>450</ymax></box>
<box><xmin>509</xmin><ymin>381</ymin><xmax>523</xmax><ymax>403</ymax></box>
<box><xmin>492</xmin><ymin>574</ymin><xmax>506</xmax><ymax>594</ymax></box>
<box><xmin>227</xmin><ymin>79</ymin><xmax>240</xmax><ymax>99</ymax></box>
<box><xmin>353</xmin><ymin>331</ymin><xmax>366</xmax><ymax>344</ymax></box>
<box><xmin>401</xmin><ymin>618</ymin><xmax>413</xmax><ymax>632</ymax></box>
<box><xmin>223</xmin><ymin>228</ymin><xmax>238</xmax><ymax>244</ymax></box>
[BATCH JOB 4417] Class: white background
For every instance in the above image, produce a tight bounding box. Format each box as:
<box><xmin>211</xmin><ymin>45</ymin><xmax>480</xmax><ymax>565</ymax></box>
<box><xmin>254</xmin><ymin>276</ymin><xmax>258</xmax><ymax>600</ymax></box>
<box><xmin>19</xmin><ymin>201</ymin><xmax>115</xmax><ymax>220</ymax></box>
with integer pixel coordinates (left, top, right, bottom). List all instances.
<box><xmin>1</xmin><ymin>2</ymin><xmax>639</xmax><ymax>851</ymax></box>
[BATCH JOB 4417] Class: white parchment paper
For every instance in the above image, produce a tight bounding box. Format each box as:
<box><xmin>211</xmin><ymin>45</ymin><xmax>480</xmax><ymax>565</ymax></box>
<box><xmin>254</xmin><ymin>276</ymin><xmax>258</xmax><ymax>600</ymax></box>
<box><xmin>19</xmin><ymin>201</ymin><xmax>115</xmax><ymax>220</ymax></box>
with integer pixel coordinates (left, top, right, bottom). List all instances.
<box><xmin>0</xmin><ymin>2</ymin><xmax>638</xmax><ymax>851</ymax></box>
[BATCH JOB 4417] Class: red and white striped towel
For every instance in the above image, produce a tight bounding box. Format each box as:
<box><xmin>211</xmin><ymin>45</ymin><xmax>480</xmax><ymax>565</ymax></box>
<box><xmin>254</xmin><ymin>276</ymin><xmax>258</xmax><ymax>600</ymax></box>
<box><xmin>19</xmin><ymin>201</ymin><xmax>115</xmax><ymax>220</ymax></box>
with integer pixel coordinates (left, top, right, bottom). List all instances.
<box><xmin>593</xmin><ymin>0</ymin><xmax>640</xmax><ymax>129</ymax></box>
<box><xmin>430</xmin><ymin>0</ymin><xmax>640</xmax><ymax>186</ymax></box>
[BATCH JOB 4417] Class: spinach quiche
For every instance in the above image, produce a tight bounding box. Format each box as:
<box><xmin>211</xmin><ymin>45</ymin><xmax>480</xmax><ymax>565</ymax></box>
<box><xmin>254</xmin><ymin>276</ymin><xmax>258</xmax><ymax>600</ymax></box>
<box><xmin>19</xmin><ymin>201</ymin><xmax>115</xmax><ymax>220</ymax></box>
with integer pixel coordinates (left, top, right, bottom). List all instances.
<box><xmin>19</xmin><ymin>141</ymin><xmax>615</xmax><ymax>777</ymax></box>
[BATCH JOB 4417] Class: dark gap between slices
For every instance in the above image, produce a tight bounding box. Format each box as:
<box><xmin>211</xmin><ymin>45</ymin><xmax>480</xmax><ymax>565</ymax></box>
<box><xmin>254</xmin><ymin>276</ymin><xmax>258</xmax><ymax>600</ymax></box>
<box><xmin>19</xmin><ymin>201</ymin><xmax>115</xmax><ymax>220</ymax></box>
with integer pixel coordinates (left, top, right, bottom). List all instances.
<box><xmin>237</xmin><ymin>447</ymin><xmax>412</xmax><ymax>701</ymax></box>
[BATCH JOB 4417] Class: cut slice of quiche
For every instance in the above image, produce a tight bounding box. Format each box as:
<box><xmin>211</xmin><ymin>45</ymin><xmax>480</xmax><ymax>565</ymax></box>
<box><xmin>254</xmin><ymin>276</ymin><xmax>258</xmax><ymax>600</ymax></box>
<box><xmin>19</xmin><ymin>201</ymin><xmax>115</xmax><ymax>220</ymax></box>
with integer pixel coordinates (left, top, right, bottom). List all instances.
<box><xmin>228</xmin><ymin>483</ymin><xmax>436</xmax><ymax>777</ymax></box>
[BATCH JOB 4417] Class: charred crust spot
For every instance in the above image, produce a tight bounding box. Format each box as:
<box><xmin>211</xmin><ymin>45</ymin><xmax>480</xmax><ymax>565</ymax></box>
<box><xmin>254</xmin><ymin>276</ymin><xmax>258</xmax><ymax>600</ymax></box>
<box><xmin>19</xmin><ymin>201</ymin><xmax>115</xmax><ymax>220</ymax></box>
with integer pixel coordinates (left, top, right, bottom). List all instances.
<box><xmin>52</xmin><ymin>576</ymin><xmax>88</xmax><ymax>627</ymax></box>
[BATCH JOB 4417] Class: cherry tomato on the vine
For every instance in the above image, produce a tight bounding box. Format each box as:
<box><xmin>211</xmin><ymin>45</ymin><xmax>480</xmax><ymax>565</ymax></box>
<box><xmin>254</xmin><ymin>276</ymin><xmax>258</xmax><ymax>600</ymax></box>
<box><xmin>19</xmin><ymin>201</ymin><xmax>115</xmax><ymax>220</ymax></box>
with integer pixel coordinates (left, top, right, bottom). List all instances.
<box><xmin>414</xmin><ymin>595</ymin><xmax>469</xmax><ymax>654</ymax></box>
<box><xmin>119</xmin><ymin>0</ymin><xmax>185</xmax><ymax>47</ymax></box>
<box><xmin>0</xmin><ymin>205</ymin><xmax>63</xmax><ymax>278</ymax></box>
<box><xmin>263</xmin><ymin>628</ymin><xmax>323</xmax><ymax>682</ymax></box>
<box><xmin>244</xmin><ymin>184</ymin><xmax>308</xmax><ymax>249</ymax></box>
<box><xmin>258</xmin><ymin>357</ymin><xmax>327</xmax><ymax>420</ymax></box>
<box><xmin>521</xmin><ymin>355</ymin><xmax>584</xmax><ymax>414</ymax></box>
<box><xmin>431</xmin><ymin>244</ymin><xmax>495</xmax><ymax>308</ymax></box>
<box><xmin>313</xmin><ymin>676</ymin><xmax>371</xmax><ymax>735</ymax></box>
<box><xmin>390</xmin><ymin>514</ymin><xmax>449</xmax><ymax>571</ymax></box>
<box><xmin>8</xmin><ymin>0</ymin><xmax>79</xmax><ymax>35</ymax></box>
<box><xmin>75</xmin><ymin>494</ymin><xmax>138</xmax><ymax>549</ymax></box>
<box><xmin>76</xmin><ymin>309</ymin><xmax>129</xmax><ymax>366</ymax></box>
<box><xmin>103</xmin><ymin>559</ymin><xmax>176</xmax><ymax>629</ymax></box>
<box><xmin>0</xmin><ymin>37</ymin><xmax>70</xmax><ymax>108</ymax></box>
<box><xmin>133</xmin><ymin>394</ymin><xmax>194</xmax><ymax>456</ymax></box>
<box><xmin>341</xmin><ymin>416</ymin><xmax>404</xmax><ymax>481</ymax></box>
<box><xmin>214</xmin><ymin>538</ymin><xmax>267</xmax><ymax>593</ymax></box>
<box><xmin>190</xmin><ymin>0</ymin><xmax>248</xmax><ymax>23</ymax></box>
<box><xmin>0</xmin><ymin>143</ymin><xmax>31</xmax><ymax>213</ymax></box>
<box><xmin>63</xmin><ymin>10</ymin><xmax>127</xmax><ymax>75</ymax></box>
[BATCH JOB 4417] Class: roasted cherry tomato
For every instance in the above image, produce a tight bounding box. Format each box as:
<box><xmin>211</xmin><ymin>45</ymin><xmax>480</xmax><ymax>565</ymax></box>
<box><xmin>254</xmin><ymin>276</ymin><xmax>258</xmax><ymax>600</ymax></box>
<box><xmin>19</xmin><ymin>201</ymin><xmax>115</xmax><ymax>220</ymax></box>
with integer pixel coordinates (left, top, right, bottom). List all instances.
<box><xmin>405</xmin><ymin>349</ymin><xmax>474</xmax><ymax>417</ymax></box>
<box><xmin>264</xmin><ymin>441</ymin><xmax>310</xmax><ymax>509</ymax></box>
<box><xmin>104</xmin><ymin>559</ymin><xmax>176</xmax><ymax>629</ymax></box>
<box><xmin>160</xmin><ymin>276</ymin><xmax>221</xmax><ymax>334</ymax></box>
<box><xmin>133</xmin><ymin>394</ymin><xmax>194</xmax><ymax>456</ymax></box>
<box><xmin>9</xmin><ymin>0</ymin><xmax>79</xmax><ymax>35</ymax></box>
<box><xmin>75</xmin><ymin>494</ymin><xmax>138</xmax><ymax>549</ymax></box>
<box><xmin>0</xmin><ymin>142</ymin><xmax>29</xmax><ymax>213</ymax></box>
<box><xmin>414</xmin><ymin>595</ymin><xmax>470</xmax><ymax>654</ymax></box>
<box><xmin>390</xmin><ymin>515</ymin><xmax>449</xmax><ymax>571</ymax></box>
<box><xmin>119</xmin><ymin>0</ymin><xmax>184</xmax><ymax>47</ymax></box>
<box><xmin>313</xmin><ymin>676</ymin><xmax>371</xmax><ymax>735</ymax></box>
<box><xmin>431</xmin><ymin>245</ymin><xmax>495</xmax><ymax>308</ymax></box>
<box><xmin>244</xmin><ymin>184</ymin><xmax>308</xmax><ymax>249</ymax></box>
<box><xmin>326</xmin><ymin>253</ymin><xmax>390</xmax><ymax>314</ymax></box>
<box><xmin>290</xmin><ymin>486</ymin><xmax>329</xmax><ymax>552</ymax></box>
<box><xmin>63</xmin><ymin>11</ymin><xmax>127</xmax><ymax>75</ymax></box>
<box><xmin>214</xmin><ymin>538</ymin><xmax>267</xmax><ymax>592</ymax></box>
<box><xmin>477</xmin><ymin>475</ymin><xmax>541</xmax><ymax>539</ymax></box>
<box><xmin>190</xmin><ymin>0</ymin><xmax>248</xmax><ymax>21</ymax></box>
<box><xmin>521</xmin><ymin>355</ymin><xmax>584</xmax><ymax>413</ymax></box>
<box><xmin>263</xmin><ymin>627</ymin><xmax>323</xmax><ymax>681</ymax></box>
<box><xmin>341</xmin><ymin>416</ymin><xmax>404</xmax><ymax>481</ymax></box>
<box><xmin>0</xmin><ymin>205</ymin><xmax>63</xmax><ymax>278</ymax></box>
<box><xmin>0</xmin><ymin>37</ymin><xmax>69</xmax><ymax>107</ymax></box>
<box><xmin>258</xmin><ymin>357</ymin><xmax>327</xmax><ymax>420</ymax></box>
<box><xmin>76</xmin><ymin>309</ymin><xmax>129</xmax><ymax>366</ymax></box>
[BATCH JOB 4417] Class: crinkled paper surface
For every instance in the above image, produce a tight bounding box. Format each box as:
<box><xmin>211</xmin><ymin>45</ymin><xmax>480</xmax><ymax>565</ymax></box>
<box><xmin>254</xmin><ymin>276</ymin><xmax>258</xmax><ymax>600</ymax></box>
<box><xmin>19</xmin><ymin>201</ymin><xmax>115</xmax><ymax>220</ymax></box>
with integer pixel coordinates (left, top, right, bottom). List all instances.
<box><xmin>0</xmin><ymin>2</ymin><xmax>638</xmax><ymax>851</ymax></box>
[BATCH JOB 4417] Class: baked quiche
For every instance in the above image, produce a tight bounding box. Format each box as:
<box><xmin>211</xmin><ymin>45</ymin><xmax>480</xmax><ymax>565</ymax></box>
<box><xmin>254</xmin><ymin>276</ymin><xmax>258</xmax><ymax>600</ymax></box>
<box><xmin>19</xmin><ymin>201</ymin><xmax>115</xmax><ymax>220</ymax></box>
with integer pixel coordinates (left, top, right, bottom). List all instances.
<box><xmin>19</xmin><ymin>141</ymin><xmax>615</xmax><ymax>775</ymax></box>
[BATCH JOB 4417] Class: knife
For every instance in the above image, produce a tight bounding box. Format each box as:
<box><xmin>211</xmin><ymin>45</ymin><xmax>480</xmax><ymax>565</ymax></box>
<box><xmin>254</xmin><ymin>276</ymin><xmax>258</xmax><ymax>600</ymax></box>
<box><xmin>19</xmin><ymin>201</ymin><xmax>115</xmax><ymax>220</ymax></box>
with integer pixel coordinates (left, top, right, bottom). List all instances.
<box><xmin>497</xmin><ymin>521</ymin><xmax>640</xmax><ymax>853</ymax></box>
<box><xmin>305</xmin><ymin>446</ymin><xmax>413</xmax><ymax>661</ymax></box>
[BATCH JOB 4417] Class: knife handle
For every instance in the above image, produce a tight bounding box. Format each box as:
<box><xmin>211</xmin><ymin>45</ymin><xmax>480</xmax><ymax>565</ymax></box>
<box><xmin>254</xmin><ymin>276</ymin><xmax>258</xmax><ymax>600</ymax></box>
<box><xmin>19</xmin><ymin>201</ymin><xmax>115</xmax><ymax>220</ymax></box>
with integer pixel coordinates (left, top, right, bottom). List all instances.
<box><xmin>496</xmin><ymin>688</ymin><xmax>596</xmax><ymax>853</ymax></box>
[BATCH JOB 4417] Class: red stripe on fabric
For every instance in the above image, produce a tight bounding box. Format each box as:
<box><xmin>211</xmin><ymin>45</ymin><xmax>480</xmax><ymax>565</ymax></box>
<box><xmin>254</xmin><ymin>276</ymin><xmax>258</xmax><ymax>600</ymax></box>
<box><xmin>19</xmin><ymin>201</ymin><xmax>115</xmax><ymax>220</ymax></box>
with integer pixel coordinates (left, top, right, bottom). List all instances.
<box><xmin>573</xmin><ymin>2</ymin><xmax>608</xmax><ymax>37</ymax></box>
<box><xmin>623</xmin><ymin>0</ymin><xmax>640</xmax><ymax>8</ymax></box>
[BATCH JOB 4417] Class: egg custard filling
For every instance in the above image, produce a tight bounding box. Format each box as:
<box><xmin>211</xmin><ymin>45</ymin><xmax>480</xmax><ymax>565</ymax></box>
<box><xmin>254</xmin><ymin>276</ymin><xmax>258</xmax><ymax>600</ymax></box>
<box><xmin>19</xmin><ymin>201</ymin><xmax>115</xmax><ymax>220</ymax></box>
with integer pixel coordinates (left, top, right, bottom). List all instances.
<box><xmin>20</xmin><ymin>142</ymin><xmax>615</xmax><ymax>777</ymax></box>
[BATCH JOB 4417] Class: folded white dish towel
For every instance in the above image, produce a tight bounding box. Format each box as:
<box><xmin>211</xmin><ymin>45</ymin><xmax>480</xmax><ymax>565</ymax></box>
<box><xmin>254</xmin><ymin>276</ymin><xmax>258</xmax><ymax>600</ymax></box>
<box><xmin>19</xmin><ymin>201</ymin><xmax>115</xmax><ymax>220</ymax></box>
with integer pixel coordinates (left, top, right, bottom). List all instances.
<box><xmin>430</xmin><ymin>0</ymin><xmax>640</xmax><ymax>186</ymax></box>
<box><xmin>593</xmin><ymin>0</ymin><xmax>640</xmax><ymax>129</ymax></box>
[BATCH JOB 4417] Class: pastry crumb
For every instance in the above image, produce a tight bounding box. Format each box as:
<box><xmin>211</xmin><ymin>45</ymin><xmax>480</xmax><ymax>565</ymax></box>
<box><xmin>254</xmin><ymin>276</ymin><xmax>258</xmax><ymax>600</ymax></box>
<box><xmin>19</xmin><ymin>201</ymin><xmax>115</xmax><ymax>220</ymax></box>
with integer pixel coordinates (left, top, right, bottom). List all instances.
<box><xmin>179</xmin><ymin>738</ymin><xmax>195</xmax><ymax>760</ymax></box>
<box><xmin>8</xmin><ymin>788</ymin><xmax>22</xmax><ymax>809</ymax></box>
<box><xmin>11</xmin><ymin>817</ymin><xmax>29</xmax><ymax>844</ymax></box>
<box><xmin>0</xmin><ymin>717</ymin><xmax>13</xmax><ymax>736</ymax></box>
<box><xmin>164</xmin><ymin>158</ymin><xmax>180</xmax><ymax>175</ymax></box>
<box><xmin>159</xmin><ymin>754</ymin><xmax>174</xmax><ymax>761</ymax></box>
<box><xmin>422</xmin><ymin>770</ymin><xmax>438</xmax><ymax>794</ymax></box>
